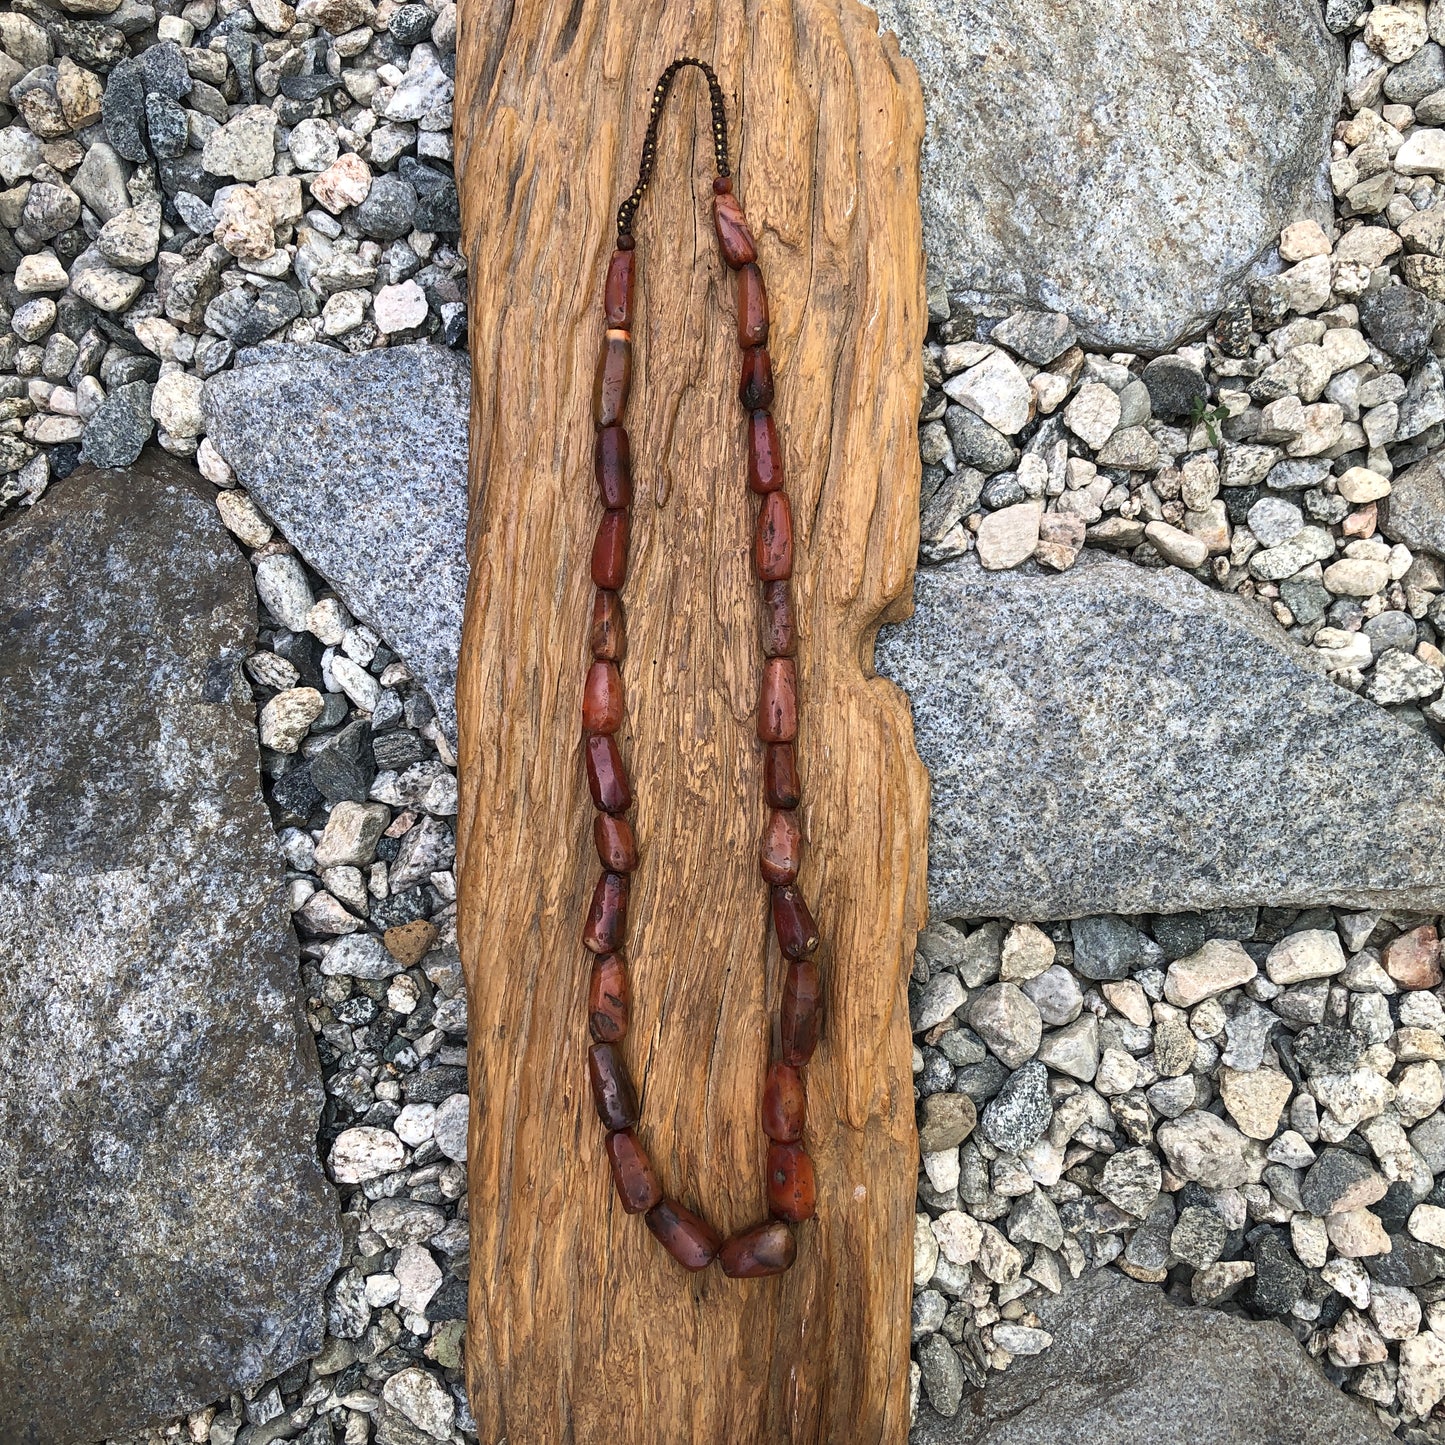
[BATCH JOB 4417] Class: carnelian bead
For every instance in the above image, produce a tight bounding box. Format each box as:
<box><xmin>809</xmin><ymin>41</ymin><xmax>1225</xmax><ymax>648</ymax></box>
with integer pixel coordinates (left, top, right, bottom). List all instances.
<box><xmin>720</xmin><ymin>1220</ymin><xmax>795</xmax><ymax>1277</ymax></box>
<box><xmin>591</xmin><ymin>588</ymin><xmax>626</xmax><ymax>661</ymax></box>
<box><xmin>760</xmin><ymin>580</ymin><xmax>796</xmax><ymax>658</ymax></box>
<box><xmin>747</xmin><ymin>411</ymin><xmax>783</xmax><ymax>494</ymax></box>
<box><xmin>591</xmin><ymin>509</ymin><xmax>630</xmax><ymax>589</ymax></box>
<box><xmin>582</xmin><ymin>659</ymin><xmax>623</xmax><ymax>735</ymax></box>
<box><xmin>606</xmin><ymin>1128</ymin><xmax>662</xmax><ymax>1213</ymax></box>
<box><xmin>773</xmin><ymin>884</ymin><xmax>819</xmax><ymax>959</ymax></box>
<box><xmin>767</xmin><ymin>1141</ymin><xmax>817</xmax><ymax>1222</ymax></box>
<box><xmin>588</xmin><ymin>1042</ymin><xmax>639</xmax><ymax>1130</ymax></box>
<box><xmin>781</xmin><ymin>956</ymin><xmax>822</xmax><ymax>1066</ymax></box>
<box><xmin>739</xmin><ymin>346</ymin><xmax>774</xmax><ymax>411</ymax></box>
<box><xmin>595</xmin><ymin>426</ymin><xmax>631</xmax><ymax>509</ymax></box>
<box><xmin>762</xmin><ymin>1061</ymin><xmax>806</xmax><ymax>1142</ymax></box>
<box><xmin>645</xmin><ymin>1198</ymin><xmax>722</xmax><ymax>1271</ymax></box>
<box><xmin>593</xmin><ymin>812</ymin><xmax>637</xmax><ymax>873</ymax></box>
<box><xmin>737</xmin><ymin>262</ymin><xmax>769</xmax><ymax>347</ymax></box>
<box><xmin>760</xmin><ymin>808</ymin><xmax>802</xmax><ymax>886</ymax></box>
<box><xmin>583</xmin><ymin>871</ymin><xmax>629</xmax><ymax>954</ymax></box>
<box><xmin>593</xmin><ymin>329</ymin><xmax>632</xmax><ymax>427</ymax></box>
<box><xmin>754</xmin><ymin>490</ymin><xmax>793</xmax><ymax>582</ymax></box>
<box><xmin>588</xmin><ymin>952</ymin><xmax>629</xmax><ymax>1042</ymax></box>
<box><xmin>712</xmin><ymin>190</ymin><xmax>757</xmax><ymax>268</ymax></box>
<box><xmin>604</xmin><ymin>247</ymin><xmax>635</xmax><ymax>328</ymax></box>
<box><xmin>585</xmin><ymin>734</ymin><xmax>631</xmax><ymax>813</ymax></box>
<box><xmin>764</xmin><ymin>743</ymin><xmax>801</xmax><ymax>810</ymax></box>
<box><xmin>758</xmin><ymin>657</ymin><xmax>797</xmax><ymax>742</ymax></box>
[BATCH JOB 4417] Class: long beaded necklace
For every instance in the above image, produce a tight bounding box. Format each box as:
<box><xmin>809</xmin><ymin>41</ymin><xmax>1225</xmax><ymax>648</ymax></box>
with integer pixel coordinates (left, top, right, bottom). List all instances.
<box><xmin>579</xmin><ymin>59</ymin><xmax>822</xmax><ymax>1279</ymax></box>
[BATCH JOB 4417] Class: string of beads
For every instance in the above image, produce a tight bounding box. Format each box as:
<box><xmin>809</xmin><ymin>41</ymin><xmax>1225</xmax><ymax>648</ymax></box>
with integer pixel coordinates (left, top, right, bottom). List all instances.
<box><xmin>580</xmin><ymin>59</ymin><xmax>822</xmax><ymax>1278</ymax></box>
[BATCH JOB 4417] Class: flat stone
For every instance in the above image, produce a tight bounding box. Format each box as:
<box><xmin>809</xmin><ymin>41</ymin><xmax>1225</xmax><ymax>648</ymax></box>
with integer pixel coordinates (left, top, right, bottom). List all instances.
<box><xmin>874</xmin><ymin>552</ymin><xmax>1445</xmax><ymax>917</ymax></box>
<box><xmin>979</xmin><ymin>1060</ymin><xmax>1052</xmax><ymax>1153</ymax></box>
<box><xmin>1157</xmin><ymin>1110</ymin><xmax>1260</xmax><ymax>1189</ymax></box>
<box><xmin>203</xmin><ymin>344</ymin><xmax>469</xmax><ymax>739</ymax></box>
<box><xmin>873</xmin><ymin>0</ymin><xmax>1341</xmax><ymax>351</ymax></box>
<box><xmin>911</xmin><ymin>1269</ymin><xmax>1394</xmax><ymax>1445</ymax></box>
<box><xmin>943</xmin><ymin>349</ymin><xmax>1034</xmax><ymax>435</ymax></box>
<box><xmin>0</xmin><ymin>458</ymin><xmax>339</xmax><ymax>1441</ymax></box>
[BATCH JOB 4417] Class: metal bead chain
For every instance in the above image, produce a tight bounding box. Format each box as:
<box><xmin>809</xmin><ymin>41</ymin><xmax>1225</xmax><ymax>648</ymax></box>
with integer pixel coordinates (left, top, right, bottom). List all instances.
<box><xmin>616</xmin><ymin>58</ymin><xmax>731</xmax><ymax>243</ymax></box>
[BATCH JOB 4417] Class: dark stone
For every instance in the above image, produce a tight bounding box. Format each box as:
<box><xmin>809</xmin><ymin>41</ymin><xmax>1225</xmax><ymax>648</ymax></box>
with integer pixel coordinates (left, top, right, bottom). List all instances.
<box><xmin>1070</xmin><ymin>914</ymin><xmax>1147</xmax><ymax>980</ymax></box>
<box><xmin>1359</xmin><ymin>284</ymin><xmax>1445</xmax><ymax>365</ymax></box>
<box><xmin>144</xmin><ymin>92</ymin><xmax>191</xmax><ymax>159</ymax></box>
<box><xmin>309</xmin><ymin>720</ymin><xmax>377</xmax><ymax>804</ymax></box>
<box><xmin>979</xmin><ymin>1060</ymin><xmax>1052</xmax><ymax>1152</ymax></box>
<box><xmin>371</xmin><ymin>887</ymin><xmax>431</xmax><ymax>929</ymax></box>
<box><xmin>157</xmin><ymin>152</ymin><xmax>220</xmax><ymax>202</ymax></box>
<box><xmin>372</xmin><ymin>729</ymin><xmax>425</xmax><ymax>772</ymax></box>
<box><xmin>278</xmin><ymin>73</ymin><xmax>345</xmax><ymax>101</ymax></box>
<box><xmin>0</xmin><ymin>457</ymin><xmax>340</xmax><ymax>1441</ymax></box>
<box><xmin>45</xmin><ymin>16</ymin><xmax>128</xmax><ymax>71</ymax></box>
<box><xmin>1150</xmin><ymin>912</ymin><xmax>1207</xmax><ymax>961</ymax></box>
<box><xmin>271</xmin><ymin>758</ymin><xmax>325</xmax><ymax>826</ymax></box>
<box><xmin>911</xmin><ymin>1269</ymin><xmax>1394</xmax><ymax>1445</ymax></box>
<box><xmin>138</xmin><ymin>39</ymin><xmax>192</xmax><ymax>99</ymax></box>
<box><xmin>206</xmin><ymin>283</ymin><xmax>303</xmax><ymax>346</ymax></box>
<box><xmin>1365</xmin><ymin>1235</ymin><xmax>1445</xmax><ymax>1287</ymax></box>
<box><xmin>1292</xmin><ymin>1025</ymin><xmax>1363</xmax><ymax>1077</ymax></box>
<box><xmin>943</xmin><ymin>403</ymin><xmax>1019</xmax><ymax>475</ymax></box>
<box><xmin>389</xmin><ymin>3</ymin><xmax>435</xmax><ymax>42</ymax></box>
<box><xmin>1376</xmin><ymin>1181</ymin><xmax>1417</xmax><ymax>1231</ymax></box>
<box><xmin>1142</xmin><ymin>355</ymin><xmax>1209</xmax><ymax>421</ymax></box>
<box><xmin>952</xmin><ymin>1056</ymin><xmax>1010</xmax><ymax>1105</ymax></box>
<box><xmin>101</xmin><ymin>56</ymin><xmax>148</xmax><ymax>161</ymax></box>
<box><xmin>1385</xmin><ymin>41</ymin><xmax>1445</xmax><ymax>104</ymax></box>
<box><xmin>1280</xmin><ymin>574</ymin><xmax>1330</xmax><ymax>627</ymax></box>
<box><xmin>356</xmin><ymin>174</ymin><xmax>418</xmax><ymax>242</ymax></box>
<box><xmin>80</xmin><ymin>380</ymin><xmax>155</xmax><ymax>467</ymax></box>
<box><xmin>1246</xmin><ymin>1225</ymin><xmax>1308</xmax><ymax>1316</ymax></box>
<box><xmin>400</xmin><ymin>158</ymin><xmax>460</xmax><ymax>232</ymax></box>
<box><xmin>1383</xmin><ymin>453</ymin><xmax>1445</xmax><ymax>560</ymax></box>
<box><xmin>403</xmin><ymin>1065</ymin><xmax>467</xmax><ymax>1105</ymax></box>
<box><xmin>1300</xmin><ymin>1148</ymin><xmax>1379</xmax><ymax>1216</ymax></box>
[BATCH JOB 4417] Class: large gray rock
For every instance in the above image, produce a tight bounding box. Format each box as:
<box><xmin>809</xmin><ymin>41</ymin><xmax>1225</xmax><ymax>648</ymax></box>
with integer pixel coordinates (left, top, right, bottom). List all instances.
<box><xmin>875</xmin><ymin>552</ymin><xmax>1445</xmax><ymax>919</ymax></box>
<box><xmin>0</xmin><ymin>457</ymin><xmax>340</xmax><ymax>1441</ymax></box>
<box><xmin>872</xmin><ymin>0</ymin><xmax>1342</xmax><ymax>351</ymax></box>
<box><xmin>1383</xmin><ymin>453</ymin><xmax>1445</xmax><ymax>558</ymax></box>
<box><xmin>911</xmin><ymin>1269</ymin><xmax>1393</xmax><ymax>1445</ymax></box>
<box><xmin>202</xmin><ymin>343</ymin><xmax>469</xmax><ymax>739</ymax></box>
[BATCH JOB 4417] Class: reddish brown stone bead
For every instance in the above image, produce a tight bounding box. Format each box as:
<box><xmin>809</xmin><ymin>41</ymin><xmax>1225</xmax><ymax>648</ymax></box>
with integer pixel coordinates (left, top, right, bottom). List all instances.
<box><xmin>594</xmin><ymin>426</ymin><xmax>631</xmax><ymax>509</ymax></box>
<box><xmin>781</xmin><ymin>956</ymin><xmax>822</xmax><ymax>1066</ymax></box>
<box><xmin>747</xmin><ymin>411</ymin><xmax>783</xmax><ymax>494</ymax></box>
<box><xmin>593</xmin><ymin>329</ymin><xmax>632</xmax><ymax>428</ymax></box>
<box><xmin>773</xmin><ymin>883</ymin><xmax>820</xmax><ymax>959</ymax></box>
<box><xmin>739</xmin><ymin>346</ymin><xmax>774</xmax><ymax>412</ymax></box>
<box><xmin>737</xmin><ymin>262</ymin><xmax>769</xmax><ymax>347</ymax></box>
<box><xmin>591</xmin><ymin>588</ymin><xmax>626</xmax><ymax>662</ymax></box>
<box><xmin>645</xmin><ymin>1198</ymin><xmax>722</xmax><ymax>1271</ymax></box>
<box><xmin>582</xmin><ymin>659</ymin><xmax>623</xmax><ymax>735</ymax></box>
<box><xmin>593</xmin><ymin>812</ymin><xmax>637</xmax><ymax>873</ymax></box>
<box><xmin>606</xmin><ymin>1128</ymin><xmax>662</xmax><ymax>1213</ymax></box>
<box><xmin>588</xmin><ymin>1041</ymin><xmax>639</xmax><ymax>1130</ymax></box>
<box><xmin>712</xmin><ymin>190</ymin><xmax>757</xmax><ymax>269</ymax></box>
<box><xmin>604</xmin><ymin>247</ymin><xmax>634</xmax><ymax>328</ymax></box>
<box><xmin>719</xmin><ymin>1219</ymin><xmax>796</xmax><ymax>1278</ymax></box>
<box><xmin>760</xmin><ymin>807</ymin><xmax>802</xmax><ymax>886</ymax></box>
<box><xmin>588</xmin><ymin>952</ymin><xmax>629</xmax><ymax>1042</ymax></box>
<box><xmin>760</xmin><ymin>580</ymin><xmax>796</xmax><ymax>657</ymax></box>
<box><xmin>585</xmin><ymin>734</ymin><xmax>631</xmax><ymax>814</ymax></box>
<box><xmin>582</xmin><ymin>870</ymin><xmax>629</xmax><ymax>954</ymax></box>
<box><xmin>758</xmin><ymin>657</ymin><xmax>797</xmax><ymax>742</ymax></box>
<box><xmin>591</xmin><ymin>509</ymin><xmax>630</xmax><ymax>589</ymax></box>
<box><xmin>762</xmin><ymin>1061</ymin><xmax>806</xmax><ymax>1142</ymax></box>
<box><xmin>764</xmin><ymin>743</ymin><xmax>801</xmax><ymax>810</ymax></box>
<box><xmin>767</xmin><ymin>1141</ymin><xmax>817</xmax><ymax>1222</ymax></box>
<box><xmin>754</xmin><ymin>491</ymin><xmax>793</xmax><ymax>583</ymax></box>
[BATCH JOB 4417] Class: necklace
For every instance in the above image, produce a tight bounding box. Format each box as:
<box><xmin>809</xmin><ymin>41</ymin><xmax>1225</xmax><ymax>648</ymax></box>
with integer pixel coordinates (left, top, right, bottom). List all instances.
<box><xmin>580</xmin><ymin>58</ymin><xmax>821</xmax><ymax>1279</ymax></box>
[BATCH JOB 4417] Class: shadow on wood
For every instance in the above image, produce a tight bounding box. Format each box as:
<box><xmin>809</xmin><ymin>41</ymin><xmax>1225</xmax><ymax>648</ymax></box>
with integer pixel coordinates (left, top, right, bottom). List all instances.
<box><xmin>453</xmin><ymin>2</ymin><xmax>928</xmax><ymax>1439</ymax></box>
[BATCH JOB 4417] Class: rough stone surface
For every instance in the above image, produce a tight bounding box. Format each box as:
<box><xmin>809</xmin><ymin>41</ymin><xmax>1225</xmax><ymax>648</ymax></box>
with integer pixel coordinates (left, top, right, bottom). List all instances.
<box><xmin>0</xmin><ymin>457</ymin><xmax>340</xmax><ymax>1441</ymax></box>
<box><xmin>1385</xmin><ymin>453</ymin><xmax>1445</xmax><ymax>558</ymax></box>
<box><xmin>871</xmin><ymin>0</ymin><xmax>1343</xmax><ymax>350</ymax></box>
<box><xmin>875</xmin><ymin>553</ymin><xmax>1445</xmax><ymax>918</ymax></box>
<box><xmin>910</xmin><ymin>1269</ymin><xmax>1395</xmax><ymax>1444</ymax></box>
<box><xmin>203</xmin><ymin>344</ymin><xmax>469</xmax><ymax>738</ymax></box>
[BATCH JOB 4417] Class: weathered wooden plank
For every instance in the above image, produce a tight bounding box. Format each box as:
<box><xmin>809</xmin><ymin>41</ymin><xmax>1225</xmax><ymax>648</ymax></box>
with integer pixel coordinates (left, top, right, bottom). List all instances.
<box><xmin>453</xmin><ymin>3</ymin><xmax>928</xmax><ymax>1439</ymax></box>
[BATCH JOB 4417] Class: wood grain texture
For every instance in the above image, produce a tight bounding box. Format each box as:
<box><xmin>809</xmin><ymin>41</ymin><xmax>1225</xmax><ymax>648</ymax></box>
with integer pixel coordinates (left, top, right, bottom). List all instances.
<box><xmin>452</xmin><ymin>4</ymin><xmax>928</xmax><ymax>1441</ymax></box>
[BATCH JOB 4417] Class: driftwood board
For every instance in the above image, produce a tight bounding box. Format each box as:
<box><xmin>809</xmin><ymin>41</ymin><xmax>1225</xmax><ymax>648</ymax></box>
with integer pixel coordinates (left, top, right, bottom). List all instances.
<box><xmin>453</xmin><ymin>3</ymin><xmax>929</xmax><ymax>1440</ymax></box>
